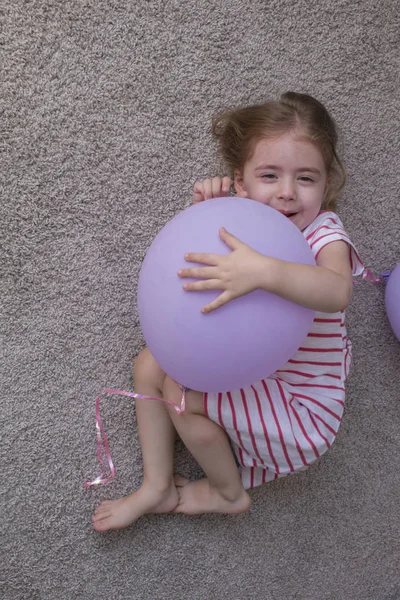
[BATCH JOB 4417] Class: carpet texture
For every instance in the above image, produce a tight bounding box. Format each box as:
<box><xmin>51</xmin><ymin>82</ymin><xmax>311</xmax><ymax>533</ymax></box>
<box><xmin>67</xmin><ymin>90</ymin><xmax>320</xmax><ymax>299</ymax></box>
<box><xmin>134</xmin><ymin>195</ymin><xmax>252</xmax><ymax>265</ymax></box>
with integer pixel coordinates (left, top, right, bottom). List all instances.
<box><xmin>2</xmin><ymin>1</ymin><xmax>400</xmax><ymax>599</ymax></box>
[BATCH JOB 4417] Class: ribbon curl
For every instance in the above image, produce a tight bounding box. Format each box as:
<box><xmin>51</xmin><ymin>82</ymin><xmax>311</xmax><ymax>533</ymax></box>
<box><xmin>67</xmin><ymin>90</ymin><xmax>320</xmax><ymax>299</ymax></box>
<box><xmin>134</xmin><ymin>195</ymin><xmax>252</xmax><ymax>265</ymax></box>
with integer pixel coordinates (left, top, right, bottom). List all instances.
<box><xmin>84</xmin><ymin>386</ymin><xmax>187</xmax><ymax>487</ymax></box>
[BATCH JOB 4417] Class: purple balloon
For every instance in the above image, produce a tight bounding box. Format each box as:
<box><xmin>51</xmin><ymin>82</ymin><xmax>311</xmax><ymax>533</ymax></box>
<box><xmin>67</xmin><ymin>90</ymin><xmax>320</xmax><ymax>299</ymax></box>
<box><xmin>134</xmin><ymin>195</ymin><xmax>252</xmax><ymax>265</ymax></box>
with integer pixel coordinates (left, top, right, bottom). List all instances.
<box><xmin>385</xmin><ymin>264</ymin><xmax>400</xmax><ymax>341</ymax></box>
<box><xmin>137</xmin><ymin>197</ymin><xmax>315</xmax><ymax>392</ymax></box>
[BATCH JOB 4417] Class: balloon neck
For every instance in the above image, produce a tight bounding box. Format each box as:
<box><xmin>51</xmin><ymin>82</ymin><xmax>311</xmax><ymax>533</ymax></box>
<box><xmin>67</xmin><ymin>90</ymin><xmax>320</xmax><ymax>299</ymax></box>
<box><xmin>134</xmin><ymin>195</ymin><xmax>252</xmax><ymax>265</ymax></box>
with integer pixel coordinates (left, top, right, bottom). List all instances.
<box><xmin>381</xmin><ymin>270</ymin><xmax>392</xmax><ymax>284</ymax></box>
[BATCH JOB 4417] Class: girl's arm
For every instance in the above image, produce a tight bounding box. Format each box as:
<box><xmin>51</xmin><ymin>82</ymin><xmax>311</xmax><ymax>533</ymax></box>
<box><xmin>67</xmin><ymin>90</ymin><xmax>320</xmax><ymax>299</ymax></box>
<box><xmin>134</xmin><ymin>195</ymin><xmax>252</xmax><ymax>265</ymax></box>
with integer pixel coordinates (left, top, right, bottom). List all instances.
<box><xmin>179</xmin><ymin>228</ymin><xmax>353</xmax><ymax>314</ymax></box>
<box><xmin>261</xmin><ymin>240</ymin><xmax>353</xmax><ymax>313</ymax></box>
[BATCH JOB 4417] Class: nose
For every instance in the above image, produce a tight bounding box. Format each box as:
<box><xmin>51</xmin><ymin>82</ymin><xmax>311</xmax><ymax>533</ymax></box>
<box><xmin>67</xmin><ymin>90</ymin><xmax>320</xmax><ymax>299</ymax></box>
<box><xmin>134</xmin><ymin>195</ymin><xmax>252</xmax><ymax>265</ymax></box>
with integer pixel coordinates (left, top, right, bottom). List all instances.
<box><xmin>277</xmin><ymin>178</ymin><xmax>296</xmax><ymax>201</ymax></box>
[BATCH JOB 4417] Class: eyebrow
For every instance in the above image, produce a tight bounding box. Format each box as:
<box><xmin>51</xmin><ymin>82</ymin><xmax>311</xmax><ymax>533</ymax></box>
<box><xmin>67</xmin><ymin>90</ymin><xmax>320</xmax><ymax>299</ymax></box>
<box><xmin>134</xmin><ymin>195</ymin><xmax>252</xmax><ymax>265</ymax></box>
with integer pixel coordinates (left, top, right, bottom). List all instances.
<box><xmin>255</xmin><ymin>164</ymin><xmax>321</xmax><ymax>174</ymax></box>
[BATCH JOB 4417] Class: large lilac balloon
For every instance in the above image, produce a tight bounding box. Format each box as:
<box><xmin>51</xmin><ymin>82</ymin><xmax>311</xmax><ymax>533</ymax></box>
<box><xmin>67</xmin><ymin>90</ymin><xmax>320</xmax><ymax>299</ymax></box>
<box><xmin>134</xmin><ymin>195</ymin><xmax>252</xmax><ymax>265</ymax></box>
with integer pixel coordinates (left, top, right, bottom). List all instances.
<box><xmin>137</xmin><ymin>197</ymin><xmax>315</xmax><ymax>392</ymax></box>
<box><xmin>385</xmin><ymin>264</ymin><xmax>400</xmax><ymax>341</ymax></box>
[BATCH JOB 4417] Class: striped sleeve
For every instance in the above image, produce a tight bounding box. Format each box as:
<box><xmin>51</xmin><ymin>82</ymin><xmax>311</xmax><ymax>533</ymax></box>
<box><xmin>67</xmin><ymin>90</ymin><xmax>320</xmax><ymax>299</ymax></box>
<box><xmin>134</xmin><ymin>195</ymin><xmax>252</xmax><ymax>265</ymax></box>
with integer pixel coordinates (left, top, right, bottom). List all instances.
<box><xmin>303</xmin><ymin>211</ymin><xmax>364</xmax><ymax>276</ymax></box>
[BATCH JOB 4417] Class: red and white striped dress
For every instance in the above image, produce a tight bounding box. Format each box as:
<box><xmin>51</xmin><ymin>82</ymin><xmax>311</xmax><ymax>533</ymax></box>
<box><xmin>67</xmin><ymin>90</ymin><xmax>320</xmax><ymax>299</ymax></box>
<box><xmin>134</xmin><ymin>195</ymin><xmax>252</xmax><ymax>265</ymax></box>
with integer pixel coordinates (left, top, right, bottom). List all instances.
<box><xmin>204</xmin><ymin>211</ymin><xmax>364</xmax><ymax>489</ymax></box>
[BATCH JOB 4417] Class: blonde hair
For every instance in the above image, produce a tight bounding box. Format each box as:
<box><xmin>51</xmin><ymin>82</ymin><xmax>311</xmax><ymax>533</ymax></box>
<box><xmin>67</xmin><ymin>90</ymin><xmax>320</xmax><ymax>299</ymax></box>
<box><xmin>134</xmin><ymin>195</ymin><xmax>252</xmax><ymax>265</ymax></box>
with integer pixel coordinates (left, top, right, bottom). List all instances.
<box><xmin>212</xmin><ymin>92</ymin><xmax>346</xmax><ymax>211</ymax></box>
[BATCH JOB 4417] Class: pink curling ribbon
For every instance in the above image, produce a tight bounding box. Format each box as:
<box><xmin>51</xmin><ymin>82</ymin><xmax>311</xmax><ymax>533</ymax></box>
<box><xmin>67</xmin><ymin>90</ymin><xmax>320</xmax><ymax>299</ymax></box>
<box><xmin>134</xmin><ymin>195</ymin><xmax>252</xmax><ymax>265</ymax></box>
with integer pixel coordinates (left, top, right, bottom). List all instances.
<box><xmin>354</xmin><ymin>269</ymin><xmax>389</xmax><ymax>285</ymax></box>
<box><xmin>84</xmin><ymin>386</ymin><xmax>187</xmax><ymax>487</ymax></box>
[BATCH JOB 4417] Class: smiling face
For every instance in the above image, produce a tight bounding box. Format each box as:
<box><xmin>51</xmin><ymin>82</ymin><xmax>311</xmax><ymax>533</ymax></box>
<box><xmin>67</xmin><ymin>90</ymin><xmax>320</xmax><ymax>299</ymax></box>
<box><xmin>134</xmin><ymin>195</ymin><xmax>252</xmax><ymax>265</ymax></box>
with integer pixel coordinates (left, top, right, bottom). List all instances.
<box><xmin>234</xmin><ymin>131</ymin><xmax>329</xmax><ymax>231</ymax></box>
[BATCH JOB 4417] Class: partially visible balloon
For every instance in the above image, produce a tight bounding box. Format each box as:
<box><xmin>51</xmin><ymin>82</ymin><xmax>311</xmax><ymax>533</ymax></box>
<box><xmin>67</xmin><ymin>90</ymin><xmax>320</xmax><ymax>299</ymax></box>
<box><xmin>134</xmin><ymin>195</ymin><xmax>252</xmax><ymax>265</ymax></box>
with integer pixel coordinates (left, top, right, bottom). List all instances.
<box><xmin>385</xmin><ymin>264</ymin><xmax>400</xmax><ymax>341</ymax></box>
<box><xmin>138</xmin><ymin>197</ymin><xmax>316</xmax><ymax>393</ymax></box>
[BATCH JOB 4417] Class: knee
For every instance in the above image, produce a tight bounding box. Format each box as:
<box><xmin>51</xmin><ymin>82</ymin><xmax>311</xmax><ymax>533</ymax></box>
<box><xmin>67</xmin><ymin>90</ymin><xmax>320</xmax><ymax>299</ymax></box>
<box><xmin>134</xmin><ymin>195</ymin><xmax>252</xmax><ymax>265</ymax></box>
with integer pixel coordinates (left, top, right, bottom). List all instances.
<box><xmin>163</xmin><ymin>378</ymin><xmax>221</xmax><ymax>446</ymax></box>
<box><xmin>189</xmin><ymin>421</ymin><xmax>222</xmax><ymax>447</ymax></box>
<box><xmin>163</xmin><ymin>377</ymin><xmax>205</xmax><ymax>417</ymax></box>
<box><xmin>133</xmin><ymin>347</ymin><xmax>165</xmax><ymax>388</ymax></box>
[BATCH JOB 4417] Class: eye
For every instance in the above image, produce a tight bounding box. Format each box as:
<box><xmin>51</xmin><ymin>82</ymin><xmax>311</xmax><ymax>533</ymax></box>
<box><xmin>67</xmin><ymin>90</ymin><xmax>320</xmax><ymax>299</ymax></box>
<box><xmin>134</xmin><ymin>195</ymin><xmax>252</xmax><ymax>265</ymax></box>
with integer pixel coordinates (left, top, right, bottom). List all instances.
<box><xmin>299</xmin><ymin>176</ymin><xmax>314</xmax><ymax>182</ymax></box>
<box><xmin>261</xmin><ymin>173</ymin><xmax>277</xmax><ymax>180</ymax></box>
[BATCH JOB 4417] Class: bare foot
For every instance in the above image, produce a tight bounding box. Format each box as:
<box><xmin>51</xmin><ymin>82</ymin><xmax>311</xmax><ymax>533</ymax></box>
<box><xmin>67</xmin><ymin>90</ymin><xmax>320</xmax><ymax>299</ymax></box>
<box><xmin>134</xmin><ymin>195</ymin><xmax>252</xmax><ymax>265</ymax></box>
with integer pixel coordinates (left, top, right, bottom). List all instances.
<box><xmin>92</xmin><ymin>481</ymin><xmax>179</xmax><ymax>532</ymax></box>
<box><xmin>173</xmin><ymin>475</ymin><xmax>251</xmax><ymax>515</ymax></box>
<box><xmin>174</xmin><ymin>473</ymin><xmax>191</xmax><ymax>487</ymax></box>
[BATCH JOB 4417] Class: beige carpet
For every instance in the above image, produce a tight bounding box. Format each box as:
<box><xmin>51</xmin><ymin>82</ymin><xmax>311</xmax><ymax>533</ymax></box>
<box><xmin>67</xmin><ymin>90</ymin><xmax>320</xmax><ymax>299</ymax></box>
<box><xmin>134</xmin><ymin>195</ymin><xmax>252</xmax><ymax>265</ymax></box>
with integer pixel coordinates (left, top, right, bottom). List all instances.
<box><xmin>2</xmin><ymin>1</ymin><xmax>400</xmax><ymax>598</ymax></box>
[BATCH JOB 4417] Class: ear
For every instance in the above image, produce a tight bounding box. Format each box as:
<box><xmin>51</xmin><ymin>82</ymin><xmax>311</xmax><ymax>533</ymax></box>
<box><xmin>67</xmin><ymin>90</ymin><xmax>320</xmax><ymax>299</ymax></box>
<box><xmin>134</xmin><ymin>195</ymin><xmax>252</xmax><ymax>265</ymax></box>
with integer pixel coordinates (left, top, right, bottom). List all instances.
<box><xmin>323</xmin><ymin>176</ymin><xmax>331</xmax><ymax>201</ymax></box>
<box><xmin>234</xmin><ymin>170</ymin><xmax>248</xmax><ymax>198</ymax></box>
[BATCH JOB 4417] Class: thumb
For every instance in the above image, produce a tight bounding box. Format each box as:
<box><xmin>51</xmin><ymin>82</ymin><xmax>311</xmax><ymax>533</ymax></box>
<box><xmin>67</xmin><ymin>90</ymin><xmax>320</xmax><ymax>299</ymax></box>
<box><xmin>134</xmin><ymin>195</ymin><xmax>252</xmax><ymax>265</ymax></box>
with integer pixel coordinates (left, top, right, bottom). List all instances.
<box><xmin>219</xmin><ymin>227</ymin><xmax>242</xmax><ymax>249</ymax></box>
<box><xmin>193</xmin><ymin>181</ymin><xmax>205</xmax><ymax>203</ymax></box>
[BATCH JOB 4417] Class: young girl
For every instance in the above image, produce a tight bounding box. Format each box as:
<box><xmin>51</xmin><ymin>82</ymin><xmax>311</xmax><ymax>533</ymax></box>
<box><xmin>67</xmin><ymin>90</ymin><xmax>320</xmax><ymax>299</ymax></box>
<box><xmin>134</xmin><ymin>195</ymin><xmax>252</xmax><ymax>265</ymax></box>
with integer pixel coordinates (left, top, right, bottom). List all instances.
<box><xmin>92</xmin><ymin>92</ymin><xmax>364</xmax><ymax>532</ymax></box>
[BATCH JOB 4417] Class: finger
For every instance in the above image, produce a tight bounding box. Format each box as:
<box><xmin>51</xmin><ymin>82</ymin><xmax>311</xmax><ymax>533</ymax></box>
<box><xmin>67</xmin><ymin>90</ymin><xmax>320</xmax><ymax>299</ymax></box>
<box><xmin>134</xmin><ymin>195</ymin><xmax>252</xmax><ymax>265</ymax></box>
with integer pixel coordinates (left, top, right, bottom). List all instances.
<box><xmin>203</xmin><ymin>179</ymin><xmax>213</xmax><ymax>200</ymax></box>
<box><xmin>182</xmin><ymin>279</ymin><xmax>224</xmax><ymax>291</ymax></box>
<box><xmin>221</xmin><ymin>176</ymin><xmax>232</xmax><ymax>194</ymax></box>
<box><xmin>201</xmin><ymin>290</ymin><xmax>232</xmax><ymax>314</ymax></box>
<box><xmin>193</xmin><ymin>181</ymin><xmax>205</xmax><ymax>203</ymax></box>
<box><xmin>219</xmin><ymin>227</ymin><xmax>243</xmax><ymax>249</ymax></box>
<box><xmin>178</xmin><ymin>266</ymin><xmax>217</xmax><ymax>279</ymax></box>
<box><xmin>183</xmin><ymin>252</ymin><xmax>219</xmax><ymax>265</ymax></box>
<box><xmin>211</xmin><ymin>177</ymin><xmax>223</xmax><ymax>198</ymax></box>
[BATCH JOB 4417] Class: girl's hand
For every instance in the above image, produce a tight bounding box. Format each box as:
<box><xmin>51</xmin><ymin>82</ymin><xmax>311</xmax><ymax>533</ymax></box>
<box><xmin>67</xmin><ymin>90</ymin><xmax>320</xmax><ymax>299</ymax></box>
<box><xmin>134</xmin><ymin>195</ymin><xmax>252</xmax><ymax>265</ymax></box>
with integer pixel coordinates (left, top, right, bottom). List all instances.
<box><xmin>193</xmin><ymin>176</ymin><xmax>232</xmax><ymax>203</ymax></box>
<box><xmin>178</xmin><ymin>227</ymin><xmax>267</xmax><ymax>313</ymax></box>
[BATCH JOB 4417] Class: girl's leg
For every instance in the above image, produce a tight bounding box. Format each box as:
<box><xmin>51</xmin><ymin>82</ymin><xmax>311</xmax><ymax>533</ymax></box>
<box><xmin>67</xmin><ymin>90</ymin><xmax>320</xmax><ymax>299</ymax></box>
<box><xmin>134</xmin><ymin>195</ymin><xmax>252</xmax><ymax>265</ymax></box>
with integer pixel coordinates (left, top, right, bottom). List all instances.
<box><xmin>163</xmin><ymin>377</ymin><xmax>251</xmax><ymax>515</ymax></box>
<box><xmin>92</xmin><ymin>349</ymin><xmax>178</xmax><ymax>532</ymax></box>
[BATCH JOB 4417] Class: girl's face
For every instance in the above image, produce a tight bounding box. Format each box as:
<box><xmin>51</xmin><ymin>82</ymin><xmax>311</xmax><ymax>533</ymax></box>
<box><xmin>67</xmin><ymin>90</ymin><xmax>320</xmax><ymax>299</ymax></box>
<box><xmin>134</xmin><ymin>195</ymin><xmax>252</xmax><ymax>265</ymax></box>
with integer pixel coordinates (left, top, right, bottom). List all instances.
<box><xmin>234</xmin><ymin>132</ymin><xmax>329</xmax><ymax>231</ymax></box>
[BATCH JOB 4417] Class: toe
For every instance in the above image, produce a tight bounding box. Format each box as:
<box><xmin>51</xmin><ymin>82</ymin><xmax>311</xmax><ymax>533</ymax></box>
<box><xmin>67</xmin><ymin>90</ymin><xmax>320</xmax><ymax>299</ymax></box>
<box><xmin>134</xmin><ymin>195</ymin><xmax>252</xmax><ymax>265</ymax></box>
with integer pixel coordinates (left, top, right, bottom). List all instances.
<box><xmin>93</xmin><ymin>506</ymin><xmax>112</xmax><ymax>521</ymax></box>
<box><xmin>94</xmin><ymin>505</ymin><xmax>111</xmax><ymax>517</ymax></box>
<box><xmin>97</xmin><ymin>500</ymin><xmax>113</xmax><ymax>509</ymax></box>
<box><xmin>93</xmin><ymin>519</ymin><xmax>110</xmax><ymax>532</ymax></box>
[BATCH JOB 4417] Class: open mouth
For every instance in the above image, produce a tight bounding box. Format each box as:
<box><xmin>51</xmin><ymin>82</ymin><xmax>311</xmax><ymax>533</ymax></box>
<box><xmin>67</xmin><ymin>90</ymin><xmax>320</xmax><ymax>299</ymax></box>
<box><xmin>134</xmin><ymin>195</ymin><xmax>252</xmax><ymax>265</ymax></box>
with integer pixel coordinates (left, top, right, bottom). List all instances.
<box><xmin>281</xmin><ymin>212</ymin><xmax>297</xmax><ymax>219</ymax></box>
